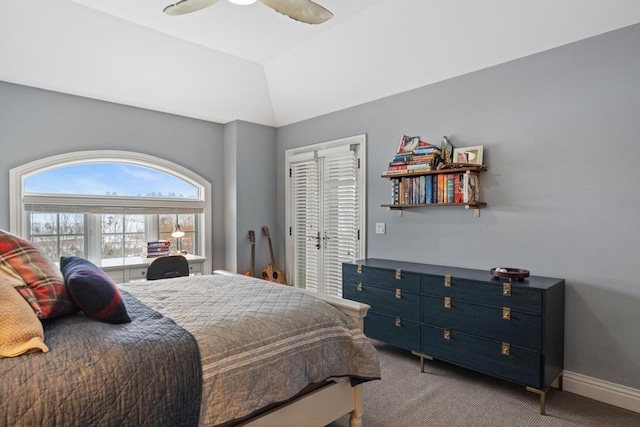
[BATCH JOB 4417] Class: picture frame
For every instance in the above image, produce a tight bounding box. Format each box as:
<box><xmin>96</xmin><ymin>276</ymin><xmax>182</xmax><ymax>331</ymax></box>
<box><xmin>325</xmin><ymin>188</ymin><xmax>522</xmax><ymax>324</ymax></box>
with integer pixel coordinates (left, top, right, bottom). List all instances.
<box><xmin>452</xmin><ymin>145</ymin><xmax>484</xmax><ymax>165</ymax></box>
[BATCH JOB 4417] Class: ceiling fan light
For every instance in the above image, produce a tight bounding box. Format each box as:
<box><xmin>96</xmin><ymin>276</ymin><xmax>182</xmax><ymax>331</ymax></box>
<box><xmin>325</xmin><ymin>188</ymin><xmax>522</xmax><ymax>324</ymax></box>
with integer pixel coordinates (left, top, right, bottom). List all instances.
<box><xmin>228</xmin><ymin>0</ymin><xmax>257</xmax><ymax>5</ymax></box>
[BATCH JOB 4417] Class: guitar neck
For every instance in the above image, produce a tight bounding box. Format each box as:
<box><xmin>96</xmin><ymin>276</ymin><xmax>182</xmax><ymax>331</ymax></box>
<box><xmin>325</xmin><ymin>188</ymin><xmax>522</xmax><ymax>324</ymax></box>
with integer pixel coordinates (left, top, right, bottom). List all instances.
<box><xmin>250</xmin><ymin>244</ymin><xmax>255</xmax><ymax>274</ymax></box>
<box><xmin>267</xmin><ymin>237</ymin><xmax>276</xmax><ymax>266</ymax></box>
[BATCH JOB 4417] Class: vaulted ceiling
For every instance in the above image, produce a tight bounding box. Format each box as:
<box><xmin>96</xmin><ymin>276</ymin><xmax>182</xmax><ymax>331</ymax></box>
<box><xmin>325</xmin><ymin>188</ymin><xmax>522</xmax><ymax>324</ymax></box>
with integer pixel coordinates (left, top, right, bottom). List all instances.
<box><xmin>2</xmin><ymin>0</ymin><xmax>640</xmax><ymax>127</ymax></box>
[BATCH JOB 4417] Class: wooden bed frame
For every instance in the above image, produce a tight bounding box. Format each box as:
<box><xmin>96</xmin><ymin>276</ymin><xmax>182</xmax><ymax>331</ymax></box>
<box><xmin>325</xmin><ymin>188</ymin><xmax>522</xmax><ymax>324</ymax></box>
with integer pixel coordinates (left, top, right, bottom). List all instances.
<box><xmin>212</xmin><ymin>270</ymin><xmax>371</xmax><ymax>427</ymax></box>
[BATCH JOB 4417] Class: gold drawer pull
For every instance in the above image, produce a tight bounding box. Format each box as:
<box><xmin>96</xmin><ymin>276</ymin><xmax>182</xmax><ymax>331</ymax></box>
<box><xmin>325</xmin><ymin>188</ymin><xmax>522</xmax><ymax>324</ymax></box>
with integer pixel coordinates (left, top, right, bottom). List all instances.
<box><xmin>444</xmin><ymin>296</ymin><xmax>451</xmax><ymax>309</ymax></box>
<box><xmin>357</xmin><ymin>264</ymin><xmax>363</xmax><ymax>274</ymax></box>
<box><xmin>356</xmin><ymin>282</ymin><xmax>363</xmax><ymax>291</ymax></box>
<box><xmin>395</xmin><ymin>269</ymin><xmax>402</xmax><ymax>280</ymax></box>
<box><xmin>444</xmin><ymin>275</ymin><xmax>452</xmax><ymax>287</ymax></box>
<box><xmin>395</xmin><ymin>288</ymin><xmax>402</xmax><ymax>299</ymax></box>
<box><xmin>395</xmin><ymin>317</ymin><xmax>402</xmax><ymax>327</ymax></box>
<box><xmin>502</xmin><ymin>307</ymin><xmax>511</xmax><ymax>320</ymax></box>
<box><xmin>503</xmin><ymin>282</ymin><xmax>511</xmax><ymax>296</ymax></box>
<box><xmin>444</xmin><ymin>329</ymin><xmax>451</xmax><ymax>340</ymax></box>
<box><xmin>502</xmin><ymin>342</ymin><xmax>510</xmax><ymax>356</ymax></box>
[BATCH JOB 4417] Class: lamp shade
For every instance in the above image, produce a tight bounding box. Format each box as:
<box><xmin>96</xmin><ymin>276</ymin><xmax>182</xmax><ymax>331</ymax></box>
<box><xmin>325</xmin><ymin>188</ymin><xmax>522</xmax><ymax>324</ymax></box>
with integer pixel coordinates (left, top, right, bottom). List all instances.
<box><xmin>171</xmin><ymin>224</ymin><xmax>185</xmax><ymax>238</ymax></box>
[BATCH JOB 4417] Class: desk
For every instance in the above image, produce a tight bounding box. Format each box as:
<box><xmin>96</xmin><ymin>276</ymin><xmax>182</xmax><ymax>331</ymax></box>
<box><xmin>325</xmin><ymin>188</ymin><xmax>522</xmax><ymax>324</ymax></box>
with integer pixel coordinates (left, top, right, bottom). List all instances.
<box><xmin>97</xmin><ymin>254</ymin><xmax>206</xmax><ymax>283</ymax></box>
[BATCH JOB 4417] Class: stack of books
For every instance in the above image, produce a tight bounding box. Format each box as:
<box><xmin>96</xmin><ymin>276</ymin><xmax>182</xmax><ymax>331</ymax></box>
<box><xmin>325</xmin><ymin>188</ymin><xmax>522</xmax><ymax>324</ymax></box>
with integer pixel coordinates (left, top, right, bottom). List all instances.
<box><xmin>382</xmin><ymin>135</ymin><xmax>443</xmax><ymax>176</ymax></box>
<box><xmin>147</xmin><ymin>240</ymin><xmax>170</xmax><ymax>257</ymax></box>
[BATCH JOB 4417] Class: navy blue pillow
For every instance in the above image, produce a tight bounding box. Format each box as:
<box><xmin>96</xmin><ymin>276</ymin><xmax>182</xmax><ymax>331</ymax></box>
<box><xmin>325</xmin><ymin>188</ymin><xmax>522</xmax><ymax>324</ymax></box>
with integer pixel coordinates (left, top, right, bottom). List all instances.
<box><xmin>59</xmin><ymin>256</ymin><xmax>131</xmax><ymax>324</ymax></box>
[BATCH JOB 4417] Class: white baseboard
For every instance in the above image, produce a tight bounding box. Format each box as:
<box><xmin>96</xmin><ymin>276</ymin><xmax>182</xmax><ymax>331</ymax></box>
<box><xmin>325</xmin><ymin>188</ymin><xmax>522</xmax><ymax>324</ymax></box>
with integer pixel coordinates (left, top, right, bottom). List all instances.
<box><xmin>563</xmin><ymin>371</ymin><xmax>640</xmax><ymax>414</ymax></box>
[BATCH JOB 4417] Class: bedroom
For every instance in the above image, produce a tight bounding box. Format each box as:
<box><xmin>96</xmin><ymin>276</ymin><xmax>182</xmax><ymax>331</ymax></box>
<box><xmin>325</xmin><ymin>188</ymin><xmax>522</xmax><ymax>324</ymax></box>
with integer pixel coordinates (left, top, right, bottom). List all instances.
<box><xmin>1</xmin><ymin>0</ymin><xmax>640</xmax><ymax>423</ymax></box>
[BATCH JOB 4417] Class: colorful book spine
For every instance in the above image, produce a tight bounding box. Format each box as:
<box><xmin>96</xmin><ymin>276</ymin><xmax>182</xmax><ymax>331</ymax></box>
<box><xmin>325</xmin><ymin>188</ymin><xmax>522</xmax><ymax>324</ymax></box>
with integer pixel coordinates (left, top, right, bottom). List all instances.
<box><xmin>447</xmin><ymin>174</ymin><xmax>454</xmax><ymax>204</ymax></box>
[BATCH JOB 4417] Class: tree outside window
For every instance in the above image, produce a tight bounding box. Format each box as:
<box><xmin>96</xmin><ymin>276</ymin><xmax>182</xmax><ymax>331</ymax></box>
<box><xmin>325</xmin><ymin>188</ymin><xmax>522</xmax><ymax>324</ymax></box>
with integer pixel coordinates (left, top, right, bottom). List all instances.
<box><xmin>159</xmin><ymin>214</ymin><xmax>196</xmax><ymax>253</ymax></box>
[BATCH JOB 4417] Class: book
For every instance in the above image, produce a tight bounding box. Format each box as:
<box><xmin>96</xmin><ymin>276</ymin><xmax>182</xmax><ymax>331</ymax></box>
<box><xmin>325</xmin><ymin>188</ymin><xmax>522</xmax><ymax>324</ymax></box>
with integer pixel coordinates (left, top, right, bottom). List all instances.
<box><xmin>447</xmin><ymin>174</ymin><xmax>454</xmax><ymax>204</ymax></box>
<box><xmin>391</xmin><ymin>179</ymin><xmax>399</xmax><ymax>204</ymax></box>
<box><xmin>383</xmin><ymin>169</ymin><xmax>409</xmax><ymax>176</ymax></box>
<box><xmin>463</xmin><ymin>171</ymin><xmax>480</xmax><ymax>203</ymax></box>
<box><xmin>397</xmin><ymin>135</ymin><xmax>420</xmax><ymax>154</ymax></box>
<box><xmin>407</xmin><ymin>163</ymin><xmax>431</xmax><ymax>172</ymax></box>
<box><xmin>454</xmin><ymin>173</ymin><xmax>462</xmax><ymax>203</ymax></box>
<box><xmin>147</xmin><ymin>240</ymin><xmax>170</xmax><ymax>248</ymax></box>
<box><xmin>147</xmin><ymin>246</ymin><xmax>170</xmax><ymax>257</ymax></box>
<box><xmin>426</xmin><ymin>175</ymin><xmax>433</xmax><ymax>204</ymax></box>
<box><xmin>147</xmin><ymin>252</ymin><xmax>170</xmax><ymax>258</ymax></box>
<box><xmin>412</xmin><ymin>147</ymin><xmax>441</xmax><ymax>156</ymax></box>
<box><xmin>391</xmin><ymin>153</ymin><xmax>412</xmax><ymax>163</ymax></box>
<box><xmin>388</xmin><ymin>164</ymin><xmax>408</xmax><ymax>171</ymax></box>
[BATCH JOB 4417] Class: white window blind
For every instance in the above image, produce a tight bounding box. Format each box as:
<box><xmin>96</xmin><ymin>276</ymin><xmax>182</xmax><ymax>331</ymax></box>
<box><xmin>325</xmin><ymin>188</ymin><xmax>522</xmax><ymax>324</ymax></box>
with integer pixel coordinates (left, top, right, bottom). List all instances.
<box><xmin>23</xmin><ymin>194</ymin><xmax>205</xmax><ymax>214</ymax></box>
<box><xmin>291</xmin><ymin>159</ymin><xmax>320</xmax><ymax>292</ymax></box>
<box><xmin>289</xmin><ymin>144</ymin><xmax>360</xmax><ymax>297</ymax></box>
<box><xmin>322</xmin><ymin>150</ymin><xmax>359</xmax><ymax>297</ymax></box>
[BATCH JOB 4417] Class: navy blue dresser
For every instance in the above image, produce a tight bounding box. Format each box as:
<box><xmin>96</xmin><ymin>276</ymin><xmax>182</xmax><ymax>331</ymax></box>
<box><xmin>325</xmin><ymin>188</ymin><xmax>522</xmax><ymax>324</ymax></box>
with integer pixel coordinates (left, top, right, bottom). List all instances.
<box><xmin>343</xmin><ymin>258</ymin><xmax>565</xmax><ymax>414</ymax></box>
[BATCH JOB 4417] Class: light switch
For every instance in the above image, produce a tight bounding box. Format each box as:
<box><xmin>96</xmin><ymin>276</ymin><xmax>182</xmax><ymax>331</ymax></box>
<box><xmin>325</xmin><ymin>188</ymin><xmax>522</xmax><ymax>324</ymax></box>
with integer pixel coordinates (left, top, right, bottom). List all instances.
<box><xmin>375</xmin><ymin>223</ymin><xmax>386</xmax><ymax>234</ymax></box>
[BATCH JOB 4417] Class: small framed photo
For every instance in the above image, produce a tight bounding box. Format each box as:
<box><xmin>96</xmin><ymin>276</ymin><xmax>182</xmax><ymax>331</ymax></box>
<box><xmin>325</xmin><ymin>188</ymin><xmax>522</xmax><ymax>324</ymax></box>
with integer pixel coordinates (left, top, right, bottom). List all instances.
<box><xmin>452</xmin><ymin>146</ymin><xmax>483</xmax><ymax>165</ymax></box>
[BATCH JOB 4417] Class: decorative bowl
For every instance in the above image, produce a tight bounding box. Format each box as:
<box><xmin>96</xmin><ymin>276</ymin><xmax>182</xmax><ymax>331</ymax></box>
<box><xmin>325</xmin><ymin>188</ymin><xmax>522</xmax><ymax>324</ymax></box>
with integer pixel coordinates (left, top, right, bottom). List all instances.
<box><xmin>490</xmin><ymin>267</ymin><xmax>530</xmax><ymax>281</ymax></box>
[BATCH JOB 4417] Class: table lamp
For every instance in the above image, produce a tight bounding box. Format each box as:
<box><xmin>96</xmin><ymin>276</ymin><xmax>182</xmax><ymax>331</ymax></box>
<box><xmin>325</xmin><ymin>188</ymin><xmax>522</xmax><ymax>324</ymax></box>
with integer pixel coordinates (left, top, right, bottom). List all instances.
<box><xmin>171</xmin><ymin>224</ymin><xmax>185</xmax><ymax>253</ymax></box>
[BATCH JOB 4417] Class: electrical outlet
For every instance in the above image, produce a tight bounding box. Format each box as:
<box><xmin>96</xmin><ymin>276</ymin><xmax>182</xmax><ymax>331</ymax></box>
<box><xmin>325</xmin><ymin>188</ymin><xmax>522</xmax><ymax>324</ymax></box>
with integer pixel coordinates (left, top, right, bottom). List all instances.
<box><xmin>375</xmin><ymin>222</ymin><xmax>386</xmax><ymax>234</ymax></box>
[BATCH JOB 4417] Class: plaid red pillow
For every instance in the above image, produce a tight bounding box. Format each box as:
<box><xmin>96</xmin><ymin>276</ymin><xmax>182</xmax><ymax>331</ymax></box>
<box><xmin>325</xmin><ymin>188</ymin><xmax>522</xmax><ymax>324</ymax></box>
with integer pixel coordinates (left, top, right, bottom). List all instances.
<box><xmin>0</xmin><ymin>229</ymin><xmax>76</xmax><ymax>319</ymax></box>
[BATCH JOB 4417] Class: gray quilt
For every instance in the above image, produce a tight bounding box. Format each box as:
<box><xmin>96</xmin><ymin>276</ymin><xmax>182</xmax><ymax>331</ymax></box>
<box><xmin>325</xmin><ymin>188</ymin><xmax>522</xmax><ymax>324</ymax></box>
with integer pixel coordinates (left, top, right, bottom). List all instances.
<box><xmin>121</xmin><ymin>274</ymin><xmax>381</xmax><ymax>427</ymax></box>
<box><xmin>0</xmin><ymin>291</ymin><xmax>202</xmax><ymax>427</ymax></box>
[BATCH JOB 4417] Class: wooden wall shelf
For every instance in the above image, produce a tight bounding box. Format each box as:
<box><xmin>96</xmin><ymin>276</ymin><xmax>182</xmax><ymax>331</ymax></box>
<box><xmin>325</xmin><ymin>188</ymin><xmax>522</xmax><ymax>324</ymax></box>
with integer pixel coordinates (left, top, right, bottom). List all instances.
<box><xmin>382</xmin><ymin>165</ymin><xmax>487</xmax><ymax>216</ymax></box>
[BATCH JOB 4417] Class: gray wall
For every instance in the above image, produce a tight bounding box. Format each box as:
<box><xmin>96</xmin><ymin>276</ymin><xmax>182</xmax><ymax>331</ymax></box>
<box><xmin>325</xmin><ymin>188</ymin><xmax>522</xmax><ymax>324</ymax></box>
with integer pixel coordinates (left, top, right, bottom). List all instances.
<box><xmin>0</xmin><ymin>82</ymin><xmax>227</xmax><ymax>271</ymax></box>
<box><xmin>223</xmin><ymin>120</ymin><xmax>277</xmax><ymax>274</ymax></box>
<box><xmin>277</xmin><ymin>24</ymin><xmax>640</xmax><ymax>389</ymax></box>
<box><xmin>2</xmin><ymin>23</ymin><xmax>639</xmax><ymax>391</ymax></box>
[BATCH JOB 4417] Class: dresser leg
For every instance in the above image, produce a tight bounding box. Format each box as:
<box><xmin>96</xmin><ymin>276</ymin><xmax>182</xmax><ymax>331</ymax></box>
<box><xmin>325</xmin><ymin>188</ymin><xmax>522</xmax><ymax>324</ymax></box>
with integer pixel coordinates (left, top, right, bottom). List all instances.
<box><xmin>525</xmin><ymin>386</ymin><xmax>546</xmax><ymax>415</ymax></box>
<box><xmin>411</xmin><ymin>352</ymin><xmax>433</xmax><ymax>373</ymax></box>
<box><xmin>557</xmin><ymin>373</ymin><xmax>563</xmax><ymax>391</ymax></box>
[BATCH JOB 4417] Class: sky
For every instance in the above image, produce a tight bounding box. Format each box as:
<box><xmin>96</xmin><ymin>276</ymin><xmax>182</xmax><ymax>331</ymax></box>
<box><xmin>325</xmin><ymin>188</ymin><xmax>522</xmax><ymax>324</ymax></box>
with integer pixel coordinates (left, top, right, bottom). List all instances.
<box><xmin>25</xmin><ymin>163</ymin><xmax>198</xmax><ymax>198</ymax></box>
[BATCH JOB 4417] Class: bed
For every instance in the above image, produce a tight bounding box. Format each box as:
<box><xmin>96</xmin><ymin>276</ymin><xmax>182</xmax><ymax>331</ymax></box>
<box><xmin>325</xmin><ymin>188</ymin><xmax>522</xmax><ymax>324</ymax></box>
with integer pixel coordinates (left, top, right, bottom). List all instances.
<box><xmin>0</xmin><ymin>269</ymin><xmax>380</xmax><ymax>427</ymax></box>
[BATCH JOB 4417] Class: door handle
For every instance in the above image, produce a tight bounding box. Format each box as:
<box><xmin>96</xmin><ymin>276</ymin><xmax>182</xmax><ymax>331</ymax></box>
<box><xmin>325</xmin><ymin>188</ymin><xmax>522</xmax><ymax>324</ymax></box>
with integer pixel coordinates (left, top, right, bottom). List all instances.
<box><xmin>308</xmin><ymin>231</ymin><xmax>321</xmax><ymax>249</ymax></box>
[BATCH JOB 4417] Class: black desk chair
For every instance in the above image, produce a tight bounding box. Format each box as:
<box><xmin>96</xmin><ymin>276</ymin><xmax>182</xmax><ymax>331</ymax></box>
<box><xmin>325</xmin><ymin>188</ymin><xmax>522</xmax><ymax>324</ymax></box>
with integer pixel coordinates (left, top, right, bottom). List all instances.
<box><xmin>147</xmin><ymin>255</ymin><xmax>190</xmax><ymax>280</ymax></box>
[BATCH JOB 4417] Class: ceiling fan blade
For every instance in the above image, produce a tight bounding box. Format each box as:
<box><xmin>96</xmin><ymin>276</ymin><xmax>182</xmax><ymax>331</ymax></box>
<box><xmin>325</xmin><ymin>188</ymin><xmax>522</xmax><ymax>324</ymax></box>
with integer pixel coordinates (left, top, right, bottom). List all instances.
<box><xmin>259</xmin><ymin>0</ymin><xmax>333</xmax><ymax>24</ymax></box>
<box><xmin>163</xmin><ymin>0</ymin><xmax>220</xmax><ymax>16</ymax></box>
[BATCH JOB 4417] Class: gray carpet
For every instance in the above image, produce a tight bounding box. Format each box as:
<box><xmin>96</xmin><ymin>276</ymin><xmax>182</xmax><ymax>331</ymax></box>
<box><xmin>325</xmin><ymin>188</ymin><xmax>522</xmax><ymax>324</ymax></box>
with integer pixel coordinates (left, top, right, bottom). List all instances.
<box><xmin>328</xmin><ymin>341</ymin><xmax>640</xmax><ymax>427</ymax></box>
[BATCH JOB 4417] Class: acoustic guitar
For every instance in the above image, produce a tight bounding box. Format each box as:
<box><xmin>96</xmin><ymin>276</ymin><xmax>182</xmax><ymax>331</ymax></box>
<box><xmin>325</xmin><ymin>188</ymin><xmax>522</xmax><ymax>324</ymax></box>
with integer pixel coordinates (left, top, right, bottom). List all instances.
<box><xmin>244</xmin><ymin>230</ymin><xmax>256</xmax><ymax>277</ymax></box>
<box><xmin>262</xmin><ymin>226</ymin><xmax>286</xmax><ymax>285</ymax></box>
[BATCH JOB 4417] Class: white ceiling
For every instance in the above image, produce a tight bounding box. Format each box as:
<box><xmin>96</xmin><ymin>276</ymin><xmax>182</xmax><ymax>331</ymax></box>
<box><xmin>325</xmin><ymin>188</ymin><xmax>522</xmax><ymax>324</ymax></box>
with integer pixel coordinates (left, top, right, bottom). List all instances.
<box><xmin>2</xmin><ymin>0</ymin><xmax>640</xmax><ymax>127</ymax></box>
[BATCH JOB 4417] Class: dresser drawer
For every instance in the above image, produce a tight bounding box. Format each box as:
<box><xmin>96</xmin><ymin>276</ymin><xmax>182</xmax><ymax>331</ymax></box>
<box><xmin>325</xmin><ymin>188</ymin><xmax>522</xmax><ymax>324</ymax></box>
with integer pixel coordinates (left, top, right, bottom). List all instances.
<box><xmin>421</xmin><ymin>295</ymin><xmax>542</xmax><ymax>350</ymax></box>
<box><xmin>421</xmin><ymin>275</ymin><xmax>542</xmax><ymax>314</ymax></box>
<box><xmin>343</xmin><ymin>264</ymin><xmax>420</xmax><ymax>292</ymax></box>
<box><xmin>421</xmin><ymin>325</ymin><xmax>542</xmax><ymax>388</ymax></box>
<box><xmin>364</xmin><ymin>311</ymin><xmax>420</xmax><ymax>352</ymax></box>
<box><xmin>344</xmin><ymin>282</ymin><xmax>420</xmax><ymax>321</ymax></box>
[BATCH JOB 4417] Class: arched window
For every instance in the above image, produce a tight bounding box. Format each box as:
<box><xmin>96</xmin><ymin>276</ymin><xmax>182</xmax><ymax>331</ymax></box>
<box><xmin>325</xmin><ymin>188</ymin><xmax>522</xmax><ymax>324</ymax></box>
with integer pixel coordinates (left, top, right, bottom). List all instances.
<box><xmin>10</xmin><ymin>151</ymin><xmax>211</xmax><ymax>271</ymax></box>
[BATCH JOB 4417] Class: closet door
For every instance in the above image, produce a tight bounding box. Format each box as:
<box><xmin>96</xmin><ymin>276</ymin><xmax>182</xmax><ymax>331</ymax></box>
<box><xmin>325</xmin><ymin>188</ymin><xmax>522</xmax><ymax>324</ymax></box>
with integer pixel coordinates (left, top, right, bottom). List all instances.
<box><xmin>287</xmin><ymin>136</ymin><xmax>365</xmax><ymax>297</ymax></box>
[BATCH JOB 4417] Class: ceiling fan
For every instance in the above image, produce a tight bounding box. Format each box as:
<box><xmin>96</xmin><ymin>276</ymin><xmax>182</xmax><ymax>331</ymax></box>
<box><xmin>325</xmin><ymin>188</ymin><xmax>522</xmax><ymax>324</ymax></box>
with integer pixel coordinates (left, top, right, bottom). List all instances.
<box><xmin>163</xmin><ymin>0</ymin><xmax>333</xmax><ymax>25</ymax></box>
